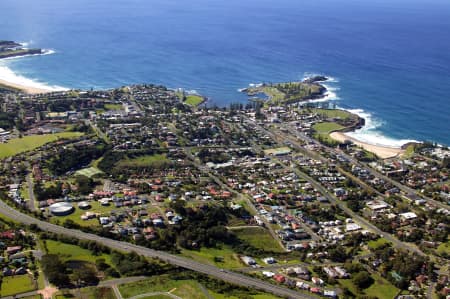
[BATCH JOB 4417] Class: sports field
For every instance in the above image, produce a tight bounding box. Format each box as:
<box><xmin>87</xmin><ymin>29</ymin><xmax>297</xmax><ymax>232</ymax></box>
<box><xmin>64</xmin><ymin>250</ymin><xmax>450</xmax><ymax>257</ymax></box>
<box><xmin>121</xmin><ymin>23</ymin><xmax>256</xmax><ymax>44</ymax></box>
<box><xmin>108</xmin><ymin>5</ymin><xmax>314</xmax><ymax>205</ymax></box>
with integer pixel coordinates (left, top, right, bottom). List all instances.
<box><xmin>75</xmin><ymin>167</ymin><xmax>103</xmax><ymax>177</ymax></box>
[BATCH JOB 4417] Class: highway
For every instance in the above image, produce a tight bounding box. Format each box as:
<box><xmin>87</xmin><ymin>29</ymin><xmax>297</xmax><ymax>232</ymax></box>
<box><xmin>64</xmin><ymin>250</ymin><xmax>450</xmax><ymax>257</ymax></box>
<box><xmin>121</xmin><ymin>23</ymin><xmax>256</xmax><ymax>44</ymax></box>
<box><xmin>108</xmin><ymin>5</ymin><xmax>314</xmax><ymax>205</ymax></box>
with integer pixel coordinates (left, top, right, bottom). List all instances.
<box><xmin>0</xmin><ymin>199</ymin><xmax>314</xmax><ymax>299</ymax></box>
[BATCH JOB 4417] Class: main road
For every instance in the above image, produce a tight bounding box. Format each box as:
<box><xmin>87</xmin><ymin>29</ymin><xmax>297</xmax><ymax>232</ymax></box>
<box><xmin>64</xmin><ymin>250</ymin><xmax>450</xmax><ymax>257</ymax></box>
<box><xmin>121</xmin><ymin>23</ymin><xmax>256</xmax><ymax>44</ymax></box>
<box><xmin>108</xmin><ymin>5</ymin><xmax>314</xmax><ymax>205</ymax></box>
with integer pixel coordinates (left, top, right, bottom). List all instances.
<box><xmin>279</xmin><ymin>122</ymin><xmax>449</xmax><ymax>211</ymax></box>
<box><xmin>0</xmin><ymin>199</ymin><xmax>314</xmax><ymax>299</ymax></box>
<box><xmin>245</xmin><ymin>118</ymin><xmax>425</xmax><ymax>256</ymax></box>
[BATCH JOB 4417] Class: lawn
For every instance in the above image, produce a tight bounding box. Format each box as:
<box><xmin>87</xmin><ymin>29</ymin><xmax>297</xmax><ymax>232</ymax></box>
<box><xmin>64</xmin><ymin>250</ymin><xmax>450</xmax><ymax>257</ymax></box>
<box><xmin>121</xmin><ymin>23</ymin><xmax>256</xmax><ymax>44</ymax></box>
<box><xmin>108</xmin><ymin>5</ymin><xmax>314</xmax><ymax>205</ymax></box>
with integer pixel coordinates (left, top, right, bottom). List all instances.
<box><xmin>0</xmin><ymin>132</ymin><xmax>84</xmax><ymax>159</ymax></box>
<box><xmin>232</xmin><ymin>227</ymin><xmax>284</xmax><ymax>253</ymax></box>
<box><xmin>180</xmin><ymin>246</ymin><xmax>243</xmax><ymax>269</ymax></box>
<box><xmin>43</xmin><ymin>239</ymin><xmax>112</xmax><ymax>265</ymax></box>
<box><xmin>339</xmin><ymin>273</ymin><xmax>399</xmax><ymax>299</ymax></box>
<box><xmin>310</xmin><ymin>108</ymin><xmax>353</xmax><ymax>120</ymax></box>
<box><xmin>312</xmin><ymin>122</ymin><xmax>345</xmax><ymax>134</ymax></box>
<box><xmin>437</xmin><ymin>241</ymin><xmax>450</xmax><ymax>256</ymax></box>
<box><xmin>0</xmin><ymin>275</ymin><xmax>36</xmax><ymax>297</ymax></box>
<box><xmin>118</xmin><ymin>276</ymin><xmax>207</xmax><ymax>299</ymax></box>
<box><xmin>368</xmin><ymin>237</ymin><xmax>391</xmax><ymax>250</ymax></box>
<box><xmin>104</xmin><ymin>103</ymin><xmax>123</xmax><ymax>110</ymax></box>
<box><xmin>312</xmin><ymin>122</ymin><xmax>345</xmax><ymax>144</ymax></box>
<box><xmin>184</xmin><ymin>95</ymin><xmax>204</xmax><ymax>107</ymax></box>
<box><xmin>117</xmin><ymin>154</ymin><xmax>169</xmax><ymax>168</ymax></box>
<box><xmin>75</xmin><ymin>167</ymin><xmax>103</xmax><ymax>178</ymax></box>
<box><xmin>49</xmin><ymin>200</ymin><xmax>116</xmax><ymax>227</ymax></box>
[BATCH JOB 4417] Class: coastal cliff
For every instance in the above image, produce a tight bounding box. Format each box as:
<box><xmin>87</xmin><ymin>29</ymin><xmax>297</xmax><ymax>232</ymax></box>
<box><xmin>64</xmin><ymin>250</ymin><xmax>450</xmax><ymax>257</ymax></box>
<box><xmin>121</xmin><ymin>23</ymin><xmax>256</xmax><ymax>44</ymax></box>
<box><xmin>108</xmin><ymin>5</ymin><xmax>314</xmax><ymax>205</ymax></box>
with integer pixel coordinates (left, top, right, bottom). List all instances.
<box><xmin>0</xmin><ymin>40</ymin><xmax>43</xmax><ymax>59</ymax></box>
<box><xmin>241</xmin><ymin>76</ymin><xmax>328</xmax><ymax>106</ymax></box>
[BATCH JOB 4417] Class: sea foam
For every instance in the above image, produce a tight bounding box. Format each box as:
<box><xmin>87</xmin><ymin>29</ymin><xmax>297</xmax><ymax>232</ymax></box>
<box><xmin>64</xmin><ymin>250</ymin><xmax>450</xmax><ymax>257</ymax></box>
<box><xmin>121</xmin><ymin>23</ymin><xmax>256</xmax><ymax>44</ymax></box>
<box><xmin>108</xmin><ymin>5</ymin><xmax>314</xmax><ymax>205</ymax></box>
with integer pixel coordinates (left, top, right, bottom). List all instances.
<box><xmin>0</xmin><ymin>64</ymin><xmax>67</xmax><ymax>92</ymax></box>
<box><xmin>344</xmin><ymin>108</ymin><xmax>419</xmax><ymax>148</ymax></box>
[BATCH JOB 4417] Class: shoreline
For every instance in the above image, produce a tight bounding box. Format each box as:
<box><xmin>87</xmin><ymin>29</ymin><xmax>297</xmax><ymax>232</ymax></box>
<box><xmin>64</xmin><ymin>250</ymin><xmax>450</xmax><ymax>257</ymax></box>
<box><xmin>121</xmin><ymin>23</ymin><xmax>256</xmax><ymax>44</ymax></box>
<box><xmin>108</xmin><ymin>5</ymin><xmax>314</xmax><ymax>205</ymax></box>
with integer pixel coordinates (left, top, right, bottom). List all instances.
<box><xmin>330</xmin><ymin>131</ymin><xmax>405</xmax><ymax>159</ymax></box>
<box><xmin>0</xmin><ymin>77</ymin><xmax>52</xmax><ymax>94</ymax></box>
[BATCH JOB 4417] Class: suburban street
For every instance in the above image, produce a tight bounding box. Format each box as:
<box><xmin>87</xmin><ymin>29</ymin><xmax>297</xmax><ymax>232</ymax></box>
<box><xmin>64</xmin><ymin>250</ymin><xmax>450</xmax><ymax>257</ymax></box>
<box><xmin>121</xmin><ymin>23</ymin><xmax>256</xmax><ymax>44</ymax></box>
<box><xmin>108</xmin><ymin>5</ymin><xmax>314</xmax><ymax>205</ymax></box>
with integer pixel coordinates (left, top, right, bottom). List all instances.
<box><xmin>246</xmin><ymin>119</ymin><xmax>427</xmax><ymax>256</ymax></box>
<box><xmin>0</xmin><ymin>199</ymin><xmax>316</xmax><ymax>299</ymax></box>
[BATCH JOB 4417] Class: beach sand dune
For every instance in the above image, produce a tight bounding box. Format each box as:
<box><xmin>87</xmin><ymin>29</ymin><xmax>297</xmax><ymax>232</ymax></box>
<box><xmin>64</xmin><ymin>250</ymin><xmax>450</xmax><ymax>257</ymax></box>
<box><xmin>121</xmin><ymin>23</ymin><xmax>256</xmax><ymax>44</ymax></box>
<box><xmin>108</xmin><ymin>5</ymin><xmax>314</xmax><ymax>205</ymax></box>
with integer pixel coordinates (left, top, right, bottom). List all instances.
<box><xmin>330</xmin><ymin>132</ymin><xmax>404</xmax><ymax>159</ymax></box>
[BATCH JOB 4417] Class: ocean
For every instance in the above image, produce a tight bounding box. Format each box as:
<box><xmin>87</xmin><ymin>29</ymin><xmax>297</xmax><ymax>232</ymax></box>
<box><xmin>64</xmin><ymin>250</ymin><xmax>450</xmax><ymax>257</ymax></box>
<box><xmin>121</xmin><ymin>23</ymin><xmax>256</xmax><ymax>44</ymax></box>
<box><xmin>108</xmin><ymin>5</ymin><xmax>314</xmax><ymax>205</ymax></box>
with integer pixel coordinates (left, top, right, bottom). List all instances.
<box><xmin>1</xmin><ymin>0</ymin><xmax>449</xmax><ymax>146</ymax></box>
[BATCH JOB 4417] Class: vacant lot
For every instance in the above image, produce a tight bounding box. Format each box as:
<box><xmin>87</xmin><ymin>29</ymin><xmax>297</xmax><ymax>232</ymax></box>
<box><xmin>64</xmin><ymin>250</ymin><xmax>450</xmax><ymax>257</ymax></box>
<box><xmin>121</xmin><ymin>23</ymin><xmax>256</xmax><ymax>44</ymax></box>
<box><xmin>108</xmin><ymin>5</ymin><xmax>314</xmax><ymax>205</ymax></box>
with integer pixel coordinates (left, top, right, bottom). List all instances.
<box><xmin>117</xmin><ymin>154</ymin><xmax>170</xmax><ymax>168</ymax></box>
<box><xmin>0</xmin><ymin>132</ymin><xmax>84</xmax><ymax>159</ymax></box>
<box><xmin>368</xmin><ymin>237</ymin><xmax>390</xmax><ymax>250</ymax></box>
<box><xmin>339</xmin><ymin>273</ymin><xmax>399</xmax><ymax>299</ymax></box>
<box><xmin>43</xmin><ymin>239</ymin><xmax>112</xmax><ymax>265</ymax></box>
<box><xmin>233</xmin><ymin>227</ymin><xmax>284</xmax><ymax>253</ymax></box>
<box><xmin>119</xmin><ymin>276</ymin><xmax>207</xmax><ymax>299</ymax></box>
<box><xmin>0</xmin><ymin>275</ymin><xmax>36</xmax><ymax>296</ymax></box>
<box><xmin>104</xmin><ymin>103</ymin><xmax>123</xmax><ymax>110</ymax></box>
<box><xmin>180</xmin><ymin>246</ymin><xmax>243</xmax><ymax>269</ymax></box>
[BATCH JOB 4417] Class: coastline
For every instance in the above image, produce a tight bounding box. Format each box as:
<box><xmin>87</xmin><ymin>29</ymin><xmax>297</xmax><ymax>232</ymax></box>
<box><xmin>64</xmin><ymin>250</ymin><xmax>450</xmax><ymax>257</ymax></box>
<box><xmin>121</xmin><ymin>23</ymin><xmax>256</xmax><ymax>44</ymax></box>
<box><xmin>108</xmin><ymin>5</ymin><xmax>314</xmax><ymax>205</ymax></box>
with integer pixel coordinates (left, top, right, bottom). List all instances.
<box><xmin>330</xmin><ymin>131</ymin><xmax>405</xmax><ymax>159</ymax></box>
<box><xmin>0</xmin><ymin>64</ymin><xmax>422</xmax><ymax>153</ymax></box>
<box><xmin>0</xmin><ymin>77</ymin><xmax>52</xmax><ymax>94</ymax></box>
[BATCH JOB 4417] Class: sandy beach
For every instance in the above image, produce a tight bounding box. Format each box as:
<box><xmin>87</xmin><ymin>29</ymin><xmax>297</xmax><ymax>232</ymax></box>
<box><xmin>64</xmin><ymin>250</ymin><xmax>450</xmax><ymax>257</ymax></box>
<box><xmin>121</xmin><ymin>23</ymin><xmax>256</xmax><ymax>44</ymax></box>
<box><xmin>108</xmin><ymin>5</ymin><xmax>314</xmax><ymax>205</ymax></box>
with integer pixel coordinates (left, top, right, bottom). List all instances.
<box><xmin>330</xmin><ymin>131</ymin><xmax>405</xmax><ymax>159</ymax></box>
<box><xmin>0</xmin><ymin>78</ymin><xmax>52</xmax><ymax>94</ymax></box>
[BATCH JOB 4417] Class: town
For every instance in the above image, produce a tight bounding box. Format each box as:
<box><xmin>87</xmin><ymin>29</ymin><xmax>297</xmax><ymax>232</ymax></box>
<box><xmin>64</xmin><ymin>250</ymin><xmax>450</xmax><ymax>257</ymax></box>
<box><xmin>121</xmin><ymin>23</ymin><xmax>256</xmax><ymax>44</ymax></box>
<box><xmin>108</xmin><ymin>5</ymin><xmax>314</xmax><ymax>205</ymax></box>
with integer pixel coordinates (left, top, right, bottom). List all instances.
<box><xmin>0</xmin><ymin>82</ymin><xmax>448</xmax><ymax>299</ymax></box>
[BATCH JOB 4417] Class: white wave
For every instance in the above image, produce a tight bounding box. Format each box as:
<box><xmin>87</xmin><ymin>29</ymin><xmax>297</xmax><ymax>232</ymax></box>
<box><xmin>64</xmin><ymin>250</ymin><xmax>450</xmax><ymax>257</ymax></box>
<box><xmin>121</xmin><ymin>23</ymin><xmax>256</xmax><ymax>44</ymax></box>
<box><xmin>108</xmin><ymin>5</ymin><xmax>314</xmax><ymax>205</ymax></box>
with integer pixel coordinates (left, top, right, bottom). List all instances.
<box><xmin>18</xmin><ymin>40</ymin><xmax>34</xmax><ymax>47</ymax></box>
<box><xmin>302</xmin><ymin>72</ymin><xmax>339</xmax><ymax>83</ymax></box>
<box><xmin>343</xmin><ymin>108</ymin><xmax>419</xmax><ymax>148</ymax></box>
<box><xmin>0</xmin><ymin>49</ymin><xmax>56</xmax><ymax>61</ymax></box>
<box><xmin>0</xmin><ymin>65</ymin><xmax>67</xmax><ymax>92</ymax></box>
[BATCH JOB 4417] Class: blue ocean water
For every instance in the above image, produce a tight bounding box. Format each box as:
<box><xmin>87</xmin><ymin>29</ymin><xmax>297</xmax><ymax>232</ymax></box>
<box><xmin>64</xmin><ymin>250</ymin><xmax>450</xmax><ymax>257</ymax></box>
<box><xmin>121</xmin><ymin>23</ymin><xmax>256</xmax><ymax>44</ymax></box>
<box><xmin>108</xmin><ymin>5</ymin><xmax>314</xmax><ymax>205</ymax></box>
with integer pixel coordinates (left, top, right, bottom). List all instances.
<box><xmin>0</xmin><ymin>0</ymin><xmax>449</xmax><ymax>146</ymax></box>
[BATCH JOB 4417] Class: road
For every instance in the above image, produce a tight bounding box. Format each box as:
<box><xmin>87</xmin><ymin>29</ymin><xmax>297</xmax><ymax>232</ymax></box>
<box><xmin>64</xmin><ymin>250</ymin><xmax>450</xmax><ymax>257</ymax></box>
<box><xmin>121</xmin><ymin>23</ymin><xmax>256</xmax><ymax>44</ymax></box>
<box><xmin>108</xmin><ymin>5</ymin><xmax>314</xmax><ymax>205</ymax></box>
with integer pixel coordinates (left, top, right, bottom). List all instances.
<box><xmin>25</xmin><ymin>174</ymin><xmax>36</xmax><ymax>212</ymax></box>
<box><xmin>246</xmin><ymin>119</ymin><xmax>425</xmax><ymax>256</ymax></box>
<box><xmin>183</xmin><ymin>147</ymin><xmax>288</xmax><ymax>252</ymax></box>
<box><xmin>0</xmin><ymin>199</ymin><xmax>315</xmax><ymax>299</ymax></box>
<box><xmin>280</xmin><ymin>123</ymin><xmax>448</xmax><ymax>211</ymax></box>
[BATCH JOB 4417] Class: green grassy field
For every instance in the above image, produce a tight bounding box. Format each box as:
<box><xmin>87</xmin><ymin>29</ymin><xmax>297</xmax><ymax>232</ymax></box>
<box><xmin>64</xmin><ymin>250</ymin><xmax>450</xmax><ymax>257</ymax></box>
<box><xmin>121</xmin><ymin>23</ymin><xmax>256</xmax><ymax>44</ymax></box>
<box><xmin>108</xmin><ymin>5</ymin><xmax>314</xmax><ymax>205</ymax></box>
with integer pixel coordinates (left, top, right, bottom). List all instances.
<box><xmin>437</xmin><ymin>241</ymin><xmax>450</xmax><ymax>255</ymax></box>
<box><xmin>49</xmin><ymin>201</ymin><xmax>116</xmax><ymax>227</ymax></box>
<box><xmin>0</xmin><ymin>275</ymin><xmax>36</xmax><ymax>297</ymax></box>
<box><xmin>368</xmin><ymin>237</ymin><xmax>391</xmax><ymax>250</ymax></box>
<box><xmin>119</xmin><ymin>276</ymin><xmax>207</xmax><ymax>299</ymax></box>
<box><xmin>253</xmin><ymin>82</ymin><xmax>323</xmax><ymax>106</ymax></box>
<box><xmin>184</xmin><ymin>95</ymin><xmax>204</xmax><ymax>107</ymax></box>
<box><xmin>312</xmin><ymin>122</ymin><xmax>345</xmax><ymax>133</ymax></box>
<box><xmin>0</xmin><ymin>132</ymin><xmax>84</xmax><ymax>159</ymax></box>
<box><xmin>104</xmin><ymin>103</ymin><xmax>123</xmax><ymax>110</ymax></box>
<box><xmin>312</xmin><ymin>122</ymin><xmax>345</xmax><ymax>144</ymax></box>
<box><xmin>180</xmin><ymin>246</ymin><xmax>243</xmax><ymax>269</ymax></box>
<box><xmin>75</xmin><ymin>167</ymin><xmax>103</xmax><ymax>178</ymax></box>
<box><xmin>117</xmin><ymin>154</ymin><xmax>169</xmax><ymax>168</ymax></box>
<box><xmin>309</xmin><ymin>108</ymin><xmax>353</xmax><ymax>120</ymax></box>
<box><xmin>232</xmin><ymin>227</ymin><xmax>284</xmax><ymax>253</ymax></box>
<box><xmin>43</xmin><ymin>239</ymin><xmax>112</xmax><ymax>265</ymax></box>
<box><xmin>339</xmin><ymin>273</ymin><xmax>399</xmax><ymax>299</ymax></box>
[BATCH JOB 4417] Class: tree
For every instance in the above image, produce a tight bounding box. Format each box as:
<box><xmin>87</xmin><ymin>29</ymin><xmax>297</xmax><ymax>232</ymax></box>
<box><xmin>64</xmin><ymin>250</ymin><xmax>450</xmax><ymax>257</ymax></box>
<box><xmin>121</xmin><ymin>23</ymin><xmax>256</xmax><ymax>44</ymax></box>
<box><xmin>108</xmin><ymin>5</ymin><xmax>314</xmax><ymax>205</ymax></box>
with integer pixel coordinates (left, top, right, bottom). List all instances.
<box><xmin>41</xmin><ymin>255</ymin><xmax>70</xmax><ymax>287</ymax></box>
<box><xmin>71</xmin><ymin>264</ymin><xmax>99</xmax><ymax>287</ymax></box>
<box><xmin>353</xmin><ymin>271</ymin><xmax>373</xmax><ymax>290</ymax></box>
<box><xmin>75</xmin><ymin>175</ymin><xmax>94</xmax><ymax>195</ymax></box>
